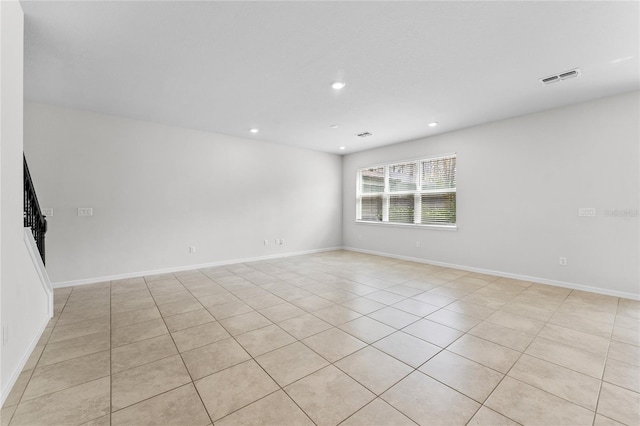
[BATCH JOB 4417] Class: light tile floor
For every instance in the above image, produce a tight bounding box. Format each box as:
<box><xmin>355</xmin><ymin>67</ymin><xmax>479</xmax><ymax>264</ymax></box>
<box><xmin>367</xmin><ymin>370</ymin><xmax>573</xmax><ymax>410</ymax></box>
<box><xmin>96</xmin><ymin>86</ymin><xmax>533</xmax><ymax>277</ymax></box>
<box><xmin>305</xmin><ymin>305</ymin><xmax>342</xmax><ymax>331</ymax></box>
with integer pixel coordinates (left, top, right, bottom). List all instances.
<box><xmin>2</xmin><ymin>250</ymin><xmax>639</xmax><ymax>425</ymax></box>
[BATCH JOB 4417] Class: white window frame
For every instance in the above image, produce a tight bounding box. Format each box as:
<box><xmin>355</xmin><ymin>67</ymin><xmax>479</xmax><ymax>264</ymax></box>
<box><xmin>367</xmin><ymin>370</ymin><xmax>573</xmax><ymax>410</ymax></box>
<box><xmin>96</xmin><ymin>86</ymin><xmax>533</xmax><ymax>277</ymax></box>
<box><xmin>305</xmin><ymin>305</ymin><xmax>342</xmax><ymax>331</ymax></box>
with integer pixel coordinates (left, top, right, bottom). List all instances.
<box><xmin>356</xmin><ymin>153</ymin><xmax>457</xmax><ymax>230</ymax></box>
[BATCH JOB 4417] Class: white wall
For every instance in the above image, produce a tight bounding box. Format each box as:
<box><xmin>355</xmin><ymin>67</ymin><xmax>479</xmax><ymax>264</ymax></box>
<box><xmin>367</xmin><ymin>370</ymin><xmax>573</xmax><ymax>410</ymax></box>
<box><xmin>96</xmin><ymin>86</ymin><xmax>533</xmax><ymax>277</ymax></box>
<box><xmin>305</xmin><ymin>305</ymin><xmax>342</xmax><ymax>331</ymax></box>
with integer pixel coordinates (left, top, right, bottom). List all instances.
<box><xmin>1</xmin><ymin>0</ymin><xmax>51</xmax><ymax>406</ymax></box>
<box><xmin>343</xmin><ymin>91</ymin><xmax>640</xmax><ymax>298</ymax></box>
<box><xmin>23</xmin><ymin>103</ymin><xmax>343</xmax><ymax>284</ymax></box>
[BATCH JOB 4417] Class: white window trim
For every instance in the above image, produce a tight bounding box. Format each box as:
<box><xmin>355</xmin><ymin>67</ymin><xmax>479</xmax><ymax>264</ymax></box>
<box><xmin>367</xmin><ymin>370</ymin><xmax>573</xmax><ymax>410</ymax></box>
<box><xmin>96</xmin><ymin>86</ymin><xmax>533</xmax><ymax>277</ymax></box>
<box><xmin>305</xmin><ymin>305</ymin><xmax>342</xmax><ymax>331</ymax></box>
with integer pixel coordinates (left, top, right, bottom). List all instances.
<box><xmin>355</xmin><ymin>220</ymin><xmax>458</xmax><ymax>231</ymax></box>
<box><xmin>356</xmin><ymin>153</ymin><xmax>457</xmax><ymax>230</ymax></box>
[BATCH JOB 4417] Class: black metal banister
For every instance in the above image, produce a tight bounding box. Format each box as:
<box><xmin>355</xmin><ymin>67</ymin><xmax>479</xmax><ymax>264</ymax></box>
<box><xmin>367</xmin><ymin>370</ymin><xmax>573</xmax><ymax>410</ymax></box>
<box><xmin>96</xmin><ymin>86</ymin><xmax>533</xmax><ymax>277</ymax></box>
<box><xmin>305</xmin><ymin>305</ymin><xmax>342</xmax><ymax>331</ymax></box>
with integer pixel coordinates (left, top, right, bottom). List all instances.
<box><xmin>24</xmin><ymin>154</ymin><xmax>47</xmax><ymax>265</ymax></box>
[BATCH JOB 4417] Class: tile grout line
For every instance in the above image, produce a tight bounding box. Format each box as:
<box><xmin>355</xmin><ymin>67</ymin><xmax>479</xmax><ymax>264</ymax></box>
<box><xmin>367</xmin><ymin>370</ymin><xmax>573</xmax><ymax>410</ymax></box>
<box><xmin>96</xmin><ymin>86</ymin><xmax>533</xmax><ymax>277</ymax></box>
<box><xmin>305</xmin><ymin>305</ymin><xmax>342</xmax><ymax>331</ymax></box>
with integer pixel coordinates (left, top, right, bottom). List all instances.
<box><xmin>212</xmin><ymin>266</ymin><xmax>457</xmax><ymax>425</ymax></box>
<box><xmin>143</xmin><ymin>273</ymin><xmax>215</xmax><ymax>426</ymax></box>
<box><xmin>471</xmin><ymin>286</ymin><xmax>595</xmax><ymax>423</ymax></box>
<box><xmin>217</xmin><ymin>269</ymin><xmax>323</xmax><ymax>426</ymax></box>
<box><xmin>177</xmin><ymin>270</ymin><xmax>320</xmax><ymax>426</ymax></box>
<box><xmin>336</xmin><ymin>398</ymin><xmax>419</xmax><ymax>426</ymax></box>
<box><xmin>214</xmin><ymin>260</ymin><xmax>416</xmax><ymax>424</ymax></box>
<box><xmin>461</xmin><ymin>284</ymin><xmax>568</xmax><ymax>424</ymax></box>
<box><xmin>9</xmin><ymin>285</ymin><xmax>110</xmax><ymax>425</ymax></box>
<box><xmin>591</xmin><ymin>296</ymin><xmax>618</xmax><ymax>426</ymax></box>
<box><xmin>183</xmin><ymin>270</ymin><xmax>317</xmax><ymax>424</ymax></box>
<box><xmin>411</xmin><ymin>281</ymin><xmax>546</xmax><ymax>425</ymax></box>
<box><xmin>9</xmin><ymin>252</ymin><xmax>638</xmax><ymax>426</ymax></box>
<box><xmin>2</xmin><ymin>264</ymin><xmax>480</xmax><ymax>424</ymax></box>
<box><xmin>105</xmin><ymin>276</ymin><xmax>219</xmax><ymax>420</ymax></box>
<box><xmin>9</xmin><ymin>287</ymin><xmax>75</xmax><ymax>412</ymax></box>
<box><xmin>2</xmin><ymin>291</ymin><xmax>68</xmax><ymax>426</ymax></box>
<box><xmin>186</xmin><ymin>266</ymin><xmax>574</xmax><ymax>425</ymax></box>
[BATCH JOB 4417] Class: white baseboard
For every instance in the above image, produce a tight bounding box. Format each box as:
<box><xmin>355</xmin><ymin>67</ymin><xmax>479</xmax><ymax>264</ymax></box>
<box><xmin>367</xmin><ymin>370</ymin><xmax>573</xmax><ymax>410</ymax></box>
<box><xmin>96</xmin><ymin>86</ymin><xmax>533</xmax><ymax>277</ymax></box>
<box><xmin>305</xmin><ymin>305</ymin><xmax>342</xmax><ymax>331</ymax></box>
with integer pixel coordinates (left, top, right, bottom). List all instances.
<box><xmin>24</xmin><ymin>228</ymin><xmax>53</xmax><ymax>318</ymax></box>
<box><xmin>0</xmin><ymin>316</ymin><xmax>49</xmax><ymax>408</ymax></box>
<box><xmin>344</xmin><ymin>247</ymin><xmax>640</xmax><ymax>300</ymax></box>
<box><xmin>52</xmin><ymin>245</ymin><xmax>639</xmax><ymax>300</ymax></box>
<box><xmin>52</xmin><ymin>246</ymin><xmax>343</xmax><ymax>288</ymax></box>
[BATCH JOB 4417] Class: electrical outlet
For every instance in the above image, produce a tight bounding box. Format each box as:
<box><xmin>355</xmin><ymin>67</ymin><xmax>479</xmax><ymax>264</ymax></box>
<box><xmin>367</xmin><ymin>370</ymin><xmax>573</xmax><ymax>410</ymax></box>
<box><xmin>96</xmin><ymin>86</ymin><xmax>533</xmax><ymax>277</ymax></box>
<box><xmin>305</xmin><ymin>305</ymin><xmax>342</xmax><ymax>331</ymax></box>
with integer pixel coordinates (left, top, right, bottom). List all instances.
<box><xmin>559</xmin><ymin>257</ymin><xmax>567</xmax><ymax>266</ymax></box>
<box><xmin>189</xmin><ymin>246</ymin><xmax>196</xmax><ymax>254</ymax></box>
<box><xmin>280</xmin><ymin>239</ymin><xmax>284</xmax><ymax>245</ymax></box>
<box><xmin>42</xmin><ymin>208</ymin><xmax>54</xmax><ymax>217</ymax></box>
<box><xmin>264</xmin><ymin>239</ymin><xmax>269</xmax><ymax>246</ymax></box>
<box><xmin>77</xmin><ymin>208</ymin><xmax>93</xmax><ymax>217</ymax></box>
<box><xmin>578</xmin><ymin>208</ymin><xmax>596</xmax><ymax>217</ymax></box>
<box><xmin>415</xmin><ymin>241</ymin><xmax>420</xmax><ymax>247</ymax></box>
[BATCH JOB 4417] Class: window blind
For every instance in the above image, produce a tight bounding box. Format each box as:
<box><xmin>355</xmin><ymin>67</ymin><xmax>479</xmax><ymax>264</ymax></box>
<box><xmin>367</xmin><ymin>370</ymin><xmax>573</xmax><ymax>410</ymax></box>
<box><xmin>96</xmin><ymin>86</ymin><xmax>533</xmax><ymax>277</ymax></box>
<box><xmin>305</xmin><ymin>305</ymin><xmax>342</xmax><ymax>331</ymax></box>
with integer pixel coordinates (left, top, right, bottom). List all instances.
<box><xmin>356</xmin><ymin>154</ymin><xmax>456</xmax><ymax>227</ymax></box>
<box><xmin>422</xmin><ymin>156</ymin><xmax>456</xmax><ymax>191</ymax></box>
<box><xmin>389</xmin><ymin>163</ymin><xmax>417</xmax><ymax>192</ymax></box>
<box><xmin>389</xmin><ymin>195</ymin><xmax>415</xmax><ymax>224</ymax></box>
<box><xmin>361</xmin><ymin>167</ymin><xmax>384</xmax><ymax>194</ymax></box>
<box><xmin>361</xmin><ymin>196</ymin><xmax>383</xmax><ymax>222</ymax></box>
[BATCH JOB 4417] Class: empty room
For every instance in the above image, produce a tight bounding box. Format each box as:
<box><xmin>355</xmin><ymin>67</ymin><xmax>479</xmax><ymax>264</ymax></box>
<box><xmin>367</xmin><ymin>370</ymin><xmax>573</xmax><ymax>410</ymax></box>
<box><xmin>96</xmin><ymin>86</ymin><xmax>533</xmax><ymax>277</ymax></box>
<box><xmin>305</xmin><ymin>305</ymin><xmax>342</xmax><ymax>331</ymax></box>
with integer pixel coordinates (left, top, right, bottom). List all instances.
<box><xmin>1</xmin><ymin>1</ymin><xmax>639</xmax><ymax>425</ymax></box>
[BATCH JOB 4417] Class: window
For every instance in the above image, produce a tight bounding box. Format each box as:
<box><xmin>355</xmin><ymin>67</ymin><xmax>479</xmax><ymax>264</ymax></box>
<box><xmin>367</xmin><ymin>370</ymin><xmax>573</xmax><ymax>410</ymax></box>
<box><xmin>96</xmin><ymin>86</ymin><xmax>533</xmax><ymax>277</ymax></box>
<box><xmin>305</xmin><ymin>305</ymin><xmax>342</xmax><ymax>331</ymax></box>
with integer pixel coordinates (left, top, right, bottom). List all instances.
<box><xmin>356</xmin><ymin>154</ymin><xmax>456</xmax><ymax>227</ymax></box>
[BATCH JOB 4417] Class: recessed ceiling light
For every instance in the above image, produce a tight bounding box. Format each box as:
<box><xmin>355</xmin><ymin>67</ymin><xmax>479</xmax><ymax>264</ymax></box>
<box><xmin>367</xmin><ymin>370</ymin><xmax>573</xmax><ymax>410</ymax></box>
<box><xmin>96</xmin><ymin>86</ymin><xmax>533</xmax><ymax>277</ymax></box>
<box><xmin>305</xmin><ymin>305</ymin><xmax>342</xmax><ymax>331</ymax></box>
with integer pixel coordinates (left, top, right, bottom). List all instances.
<box><xmin>428</xmin><ymin>122</ymin><xmax>438</xmax><ymax>127</ymax></box>
<box><xmin>249</xmin><ymin>128</ymin><xmax>259</xmax><ymax>133</ymax></box>
<box><xmin>331</xmin><ymin>81</ymin><xmax>346</xmax><ymax>90</ymax></box>
<box><xmin>331</xmin><ymin>124</ymin><xmax>339</xmax><ymax>129</ymax></box>
<box><xmin>339</xmin><ymin>146</ymin><xmax>346</xmax><ymax>150</ymax></box>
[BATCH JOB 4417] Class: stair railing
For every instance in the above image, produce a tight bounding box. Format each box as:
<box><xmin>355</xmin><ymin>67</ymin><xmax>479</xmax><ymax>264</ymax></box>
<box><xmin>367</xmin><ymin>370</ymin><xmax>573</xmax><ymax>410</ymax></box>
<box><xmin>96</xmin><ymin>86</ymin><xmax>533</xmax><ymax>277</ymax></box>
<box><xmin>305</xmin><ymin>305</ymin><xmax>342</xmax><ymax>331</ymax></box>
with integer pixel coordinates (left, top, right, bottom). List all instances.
<box><xmin>23</xmin><ymin>154</ymin><xmax>47</xmax><ymax>265</ymax></box>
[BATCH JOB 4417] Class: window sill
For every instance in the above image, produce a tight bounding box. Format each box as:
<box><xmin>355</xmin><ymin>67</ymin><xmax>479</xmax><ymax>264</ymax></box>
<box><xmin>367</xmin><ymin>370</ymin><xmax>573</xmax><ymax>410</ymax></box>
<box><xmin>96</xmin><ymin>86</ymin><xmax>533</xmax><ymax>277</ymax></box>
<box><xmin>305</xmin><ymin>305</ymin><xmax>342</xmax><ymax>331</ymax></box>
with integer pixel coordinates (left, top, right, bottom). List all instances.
<box><xmin>355</xmin><ymin>220</ymin><xmax>458</xmax><ymax>231</ymax></box>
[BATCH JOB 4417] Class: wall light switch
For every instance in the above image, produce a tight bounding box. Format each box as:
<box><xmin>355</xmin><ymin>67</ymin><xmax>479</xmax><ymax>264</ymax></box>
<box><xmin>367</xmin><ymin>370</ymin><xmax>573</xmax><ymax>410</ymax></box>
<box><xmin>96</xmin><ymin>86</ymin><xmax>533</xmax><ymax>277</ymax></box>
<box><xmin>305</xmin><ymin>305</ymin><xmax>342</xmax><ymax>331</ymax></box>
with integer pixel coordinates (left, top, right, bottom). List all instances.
<box><xmin>78</xmin><ymin>208</ymin><xmax>93</xmax><ymax>217</ymax></box>
<box><xmin>578</xmin><ymin>208</ymin><xmax>596</xmax><ymax>217</ymax></box>
<box><xmin>42</xmin><ymin>208</ymin><xmax>54</xmax><ymax>217</ymax></box>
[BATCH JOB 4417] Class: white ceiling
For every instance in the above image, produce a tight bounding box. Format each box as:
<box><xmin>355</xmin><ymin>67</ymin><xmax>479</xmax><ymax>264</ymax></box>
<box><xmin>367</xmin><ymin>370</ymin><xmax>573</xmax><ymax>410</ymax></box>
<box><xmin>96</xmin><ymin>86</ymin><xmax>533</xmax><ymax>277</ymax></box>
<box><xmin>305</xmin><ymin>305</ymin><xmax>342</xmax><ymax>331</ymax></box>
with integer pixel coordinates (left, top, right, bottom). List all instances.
<box><xmin>21</xmin><ymin>1</ymin><xmax>639</xmax><ymax>154</ymax></box>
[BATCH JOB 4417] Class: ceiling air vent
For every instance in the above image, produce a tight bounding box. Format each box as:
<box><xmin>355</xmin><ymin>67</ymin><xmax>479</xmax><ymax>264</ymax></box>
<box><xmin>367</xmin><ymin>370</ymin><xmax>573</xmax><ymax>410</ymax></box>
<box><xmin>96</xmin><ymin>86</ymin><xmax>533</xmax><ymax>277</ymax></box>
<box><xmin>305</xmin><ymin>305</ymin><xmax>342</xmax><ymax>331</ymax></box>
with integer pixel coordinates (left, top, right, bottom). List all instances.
<box><xmin>559</xmin><ymin>70</ymin><xmax>579</xmax><ymax>79</ymax></box>
<box><xmin>540</xmin><ymin>68</ymin><xmax>581</xmax><ymax>85</ymax></box>
<box><xmin>357</xmin><ymin>132</ymin><xmax>373</xmax><ymax>138</ymax></box>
